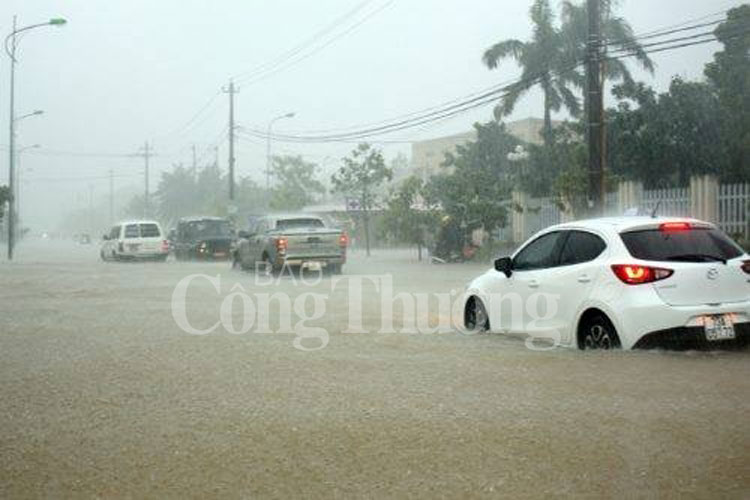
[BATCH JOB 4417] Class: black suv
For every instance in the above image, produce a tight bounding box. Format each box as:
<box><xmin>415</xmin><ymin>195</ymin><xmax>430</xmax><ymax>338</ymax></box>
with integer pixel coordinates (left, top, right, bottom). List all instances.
<box><xmin>171</xmin><ymin>216</ymin><xmax>234</xmax><ymax>261</ymax></box>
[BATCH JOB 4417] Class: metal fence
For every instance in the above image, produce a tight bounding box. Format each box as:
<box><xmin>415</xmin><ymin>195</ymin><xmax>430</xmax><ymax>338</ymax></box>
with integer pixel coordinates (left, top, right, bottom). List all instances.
<box><xmin>719</xmin><ymin>183</ymin><xmax>749</xmax><ymax>238</ymax></box>
<box><xmin>640</xmin><ymin>186</ymin><xmax>691</xmax><ymax>217</ymax></box>
<box><xmin>498</xmin><ymin>180</ymin><xmax>750</xmax><ymax>244</ymax></box>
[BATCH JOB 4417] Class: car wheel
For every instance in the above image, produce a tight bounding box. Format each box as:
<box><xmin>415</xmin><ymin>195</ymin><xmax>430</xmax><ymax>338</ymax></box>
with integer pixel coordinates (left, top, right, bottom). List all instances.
<box><xmin>464</xmin><ymin>297</ymin><xmax>489</xmax><ymax>333</ymax></box>
<box><xmin>581</xmin><ymin>314</ymin><xmax>621</xmax><ymax>350</ymax></box>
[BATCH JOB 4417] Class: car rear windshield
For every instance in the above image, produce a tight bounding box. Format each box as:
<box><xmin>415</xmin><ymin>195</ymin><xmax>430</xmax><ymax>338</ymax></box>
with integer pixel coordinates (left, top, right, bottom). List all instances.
<box><xmin>185</xmin><ymin>220</ymin><xmax>232</xmax><ymax>239</ymax></box>
<box><xmin>620</xmin><ymin>227</ymin><xmax>744</xmax><ymax>262</ymax></box>
<box><xmin>139</xmin><ymin>224</ymin><xmax>161</xmax><ymax>238</ymax></box>
<box><xmin>275</xmin><ymin>218</ymin><xmax>324</xmax><ymax>231</ymax></box>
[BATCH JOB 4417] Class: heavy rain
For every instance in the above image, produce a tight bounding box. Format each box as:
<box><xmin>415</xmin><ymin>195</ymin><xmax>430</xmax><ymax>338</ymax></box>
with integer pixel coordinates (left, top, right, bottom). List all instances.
<box><xmin>1</xmin><ymin>0</ymin><xmax>749</xmax><ymax>497</ymax></box>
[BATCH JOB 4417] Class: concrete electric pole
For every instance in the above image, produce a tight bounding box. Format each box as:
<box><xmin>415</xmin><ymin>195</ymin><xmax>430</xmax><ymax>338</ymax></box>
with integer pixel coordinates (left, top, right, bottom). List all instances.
<box><xmin>586</xmin><ymin>0</ymin><xmax>604</xmax><ymax>215</ymax></box>
<box><xmin>223</xmin><ymin>80</ymin><xmax>239</xmax><ymax>201</ymax></box>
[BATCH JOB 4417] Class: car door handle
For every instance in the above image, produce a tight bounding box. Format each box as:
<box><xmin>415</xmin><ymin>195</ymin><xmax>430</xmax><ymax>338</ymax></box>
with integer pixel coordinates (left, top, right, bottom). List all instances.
<box><xmin>527</xmin><ymin>280</ymin><xmax>540</xmax><ymax>288</ymax></box>
<box><xmin>577</xmin><ymin>275</ymin><xmax>591</xmax><ymax>283</ymax></box>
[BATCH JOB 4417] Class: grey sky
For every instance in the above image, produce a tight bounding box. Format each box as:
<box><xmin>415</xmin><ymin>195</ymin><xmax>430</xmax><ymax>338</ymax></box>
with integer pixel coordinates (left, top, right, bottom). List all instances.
<box><xmin>0</xmin><ymin>0</ymin><xmax>742</xmax><ymax>230</ymax></box>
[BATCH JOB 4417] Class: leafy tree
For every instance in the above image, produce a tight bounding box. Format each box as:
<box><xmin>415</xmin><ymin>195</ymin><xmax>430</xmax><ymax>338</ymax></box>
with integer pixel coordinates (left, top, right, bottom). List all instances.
<box><xmin>155</xmin><ymin>164</ymin><xmax>200</xmax><ymax>223</ymax></box>
<box><xmin>269</xmin><ymin>155</ymin><xmax>325</xmax><ymax>211</ymax></box>
<box><xmin>0</xmin><ymin>185</ymin><xmax>9</xmax><ymax>222</ymax></box>
<box><xmin>123</xmin><ymin>194</ymin><xmax>147</xmax><ymax>219</ymax></box>
<box><xmin>426</xmin><ymin>121</ymin><xmax>520</xmax><ymax>236</ymax></box>
<box><xmin>331</xmin><ymin>143</ymin><xmax>392</xmax><ymax>256</ymax></box>
<box><xmin>483</xmin><ymin>0</ymin><xmax>577</xmax><ymax>144</ymax></box>
<box><xmin>234</xmin><ymin>177</ymin><xmax>267</xmax><ymax>217</ymax></box>
<box><xmin>704</xmin><ymin>5</ymin><xmax>750</xmax><ymax>181</ymax></box>
<box><xmin>607</xmin><ymin>78</ymin><xmax>725</xmax><ymax>185</ymax></box>
<box><xmin>382</xmin><ymin>176</ymin><xmax>439</xmax><ymax>260</ymax></box>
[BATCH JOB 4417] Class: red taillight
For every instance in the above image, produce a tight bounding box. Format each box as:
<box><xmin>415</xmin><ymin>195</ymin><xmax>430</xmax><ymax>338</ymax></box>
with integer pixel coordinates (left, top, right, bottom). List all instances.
<box><xmin>161</xmin><ymin>240</ymin><xmax>169</xmax><ymax>252</ymax></box>
<box><xmin>339</xmin><ymin>232</ymin><xmax>349</xmax><ymax>247</ymax></box>
<box><xmin>742</xmin><ymin>260</ymin><xmax>750</xmax><ymax>275</ymax></box>
<box><xmin>275</xmin><ymin>237</ymin><xmax>288</xmax><ymax>252</ymax></box>
<box><xmin>611</xmin><ymin>264</ymin><xmax>674</xmax><ymax>285</ymax></box>
<box><xmin>659</xmin><ymin>222</ymin><xmax>691</xmax><ymax>232</ymax></box>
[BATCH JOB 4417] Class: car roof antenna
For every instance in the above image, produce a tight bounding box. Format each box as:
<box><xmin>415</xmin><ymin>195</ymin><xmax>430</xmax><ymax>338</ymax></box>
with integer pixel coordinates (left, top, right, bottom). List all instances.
<box><xmin>651</xmin><ymin>200</ymin><xmax>662</xmax><ymax>219</ymax></box>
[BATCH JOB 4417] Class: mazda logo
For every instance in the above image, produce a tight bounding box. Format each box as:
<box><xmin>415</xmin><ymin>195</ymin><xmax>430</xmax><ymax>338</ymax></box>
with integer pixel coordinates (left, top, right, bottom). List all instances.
<box><xmin>707</xmin><ymin>268</ymin><xmax>719</xmax><ymax>280</ymax></box>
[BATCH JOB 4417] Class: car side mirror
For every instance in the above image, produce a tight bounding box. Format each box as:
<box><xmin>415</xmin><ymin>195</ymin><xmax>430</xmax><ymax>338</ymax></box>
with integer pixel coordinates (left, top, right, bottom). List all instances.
<box><xmin>238</xmin><ymin>230</ymin><xmax>250</xmax><ymax>239</ymax></box>
<box><xmin>494</xmin><ymin>256</ymin><xmax>513</xmax><ymax>277</ymax></box>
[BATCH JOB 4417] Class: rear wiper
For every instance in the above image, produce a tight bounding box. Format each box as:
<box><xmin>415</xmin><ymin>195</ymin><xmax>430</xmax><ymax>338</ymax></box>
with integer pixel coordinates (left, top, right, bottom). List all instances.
<box><xmin>666</xmin><ymin>254</ymin><xmax>727</xmax><ymax>264</ymax></box>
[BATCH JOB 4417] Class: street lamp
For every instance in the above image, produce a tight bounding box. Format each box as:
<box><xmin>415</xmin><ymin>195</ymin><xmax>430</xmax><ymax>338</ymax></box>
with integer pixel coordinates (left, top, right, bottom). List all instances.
<box><xmin>265</xmin><ymin>112</ymin><xmax>295</xmax><ymax>191</ymax></box>
<box><xmin>4</xmin><ymin>16</ymin><xmax>66</xmax><ymax>260</ymax></box>
<box><xmin>15</xmin><ymin>110</ymin><xmax>44</xmax><ymax>122</ymax></box>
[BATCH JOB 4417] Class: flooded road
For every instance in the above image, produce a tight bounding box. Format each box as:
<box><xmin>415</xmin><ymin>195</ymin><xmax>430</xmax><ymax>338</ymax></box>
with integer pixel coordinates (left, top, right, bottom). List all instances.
<box><xmin>1</xmin><ymin>239</ymin><xmax>748</xmax><ymax>497</ymax></box>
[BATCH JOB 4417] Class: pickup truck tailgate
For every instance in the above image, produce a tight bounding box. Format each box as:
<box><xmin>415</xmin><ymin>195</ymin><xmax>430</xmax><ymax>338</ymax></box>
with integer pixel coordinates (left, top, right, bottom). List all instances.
<box><xmin>282</xmin><ymin>228</ymin><xmax>342</xmax><ymax>258</ymax></box>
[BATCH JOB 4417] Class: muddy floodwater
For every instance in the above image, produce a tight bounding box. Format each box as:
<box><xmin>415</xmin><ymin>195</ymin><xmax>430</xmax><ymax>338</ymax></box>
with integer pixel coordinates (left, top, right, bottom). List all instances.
<box><xmin>1</xmin><ymin>238</ymin><xmax>748</xmax><ymax>497</ymax></box>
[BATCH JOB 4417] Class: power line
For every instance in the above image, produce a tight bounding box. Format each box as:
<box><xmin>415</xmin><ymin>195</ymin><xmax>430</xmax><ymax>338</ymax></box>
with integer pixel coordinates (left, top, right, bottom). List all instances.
<box><xmin>238</xmin><ymin>15</ymin><xmax>748</xmax><ymax>144</ymax></box>
<box><xmin>235</xmin><ymin>0</ymin><xmax>396</xmax><ymax>87</ymax></box>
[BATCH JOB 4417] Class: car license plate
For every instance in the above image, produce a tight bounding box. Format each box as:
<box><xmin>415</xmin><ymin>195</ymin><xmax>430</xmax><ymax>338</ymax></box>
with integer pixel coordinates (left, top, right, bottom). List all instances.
<box><xmin>304</xmin><ymin>261</ymin><xmax>322</xmax><ymax>272</ymax></box>
<box><xmin>704</xmin><ymin>315</ymin><xmax>735</xmax><ymax>341</ymax></box>
<box><xmin>214</xmin><ymin>252</ymin><xmax>226</xmax><ymax>257</ymax></box>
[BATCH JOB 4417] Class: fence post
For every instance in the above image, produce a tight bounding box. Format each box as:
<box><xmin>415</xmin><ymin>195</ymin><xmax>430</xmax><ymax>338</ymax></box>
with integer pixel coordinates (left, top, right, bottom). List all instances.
<box><xmin>511</xmin><ymin>190</ymin><xmax>527</xmax><ymax>244</ymax></box>
<box><xmin>690</xmin><ymin>175</ymin><xmax>719</xmax><ymax>223</ymax></box>
<box><xmin>617</xmin><ymin>180</ymin><xmax>643</xmax><ymax>215</ymax></box>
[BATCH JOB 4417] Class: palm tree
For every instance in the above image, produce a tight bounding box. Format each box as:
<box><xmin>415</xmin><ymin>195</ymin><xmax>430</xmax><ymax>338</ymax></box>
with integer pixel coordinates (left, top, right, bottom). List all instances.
<box><xmin>483</xmin><ymin>0</ymin><xmax>581</xmax><ymax>145</ymax></box>
<box><xmin>560</xmin><ymin>0</ymin><xmax>654</xmax><ymax>94</ymax></box>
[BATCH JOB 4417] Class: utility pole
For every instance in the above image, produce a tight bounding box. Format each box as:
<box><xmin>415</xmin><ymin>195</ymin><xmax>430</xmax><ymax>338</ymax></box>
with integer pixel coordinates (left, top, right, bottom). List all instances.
<box><xmin>191</xmin><ymin>144</ymin><xmax>197</xmax><ymax>170</ymax></box>
<box><xmin>135</xmin><ymin>141</ymin><xmax>154</xmax><ymax>218</ymax></box>
<box><xmin>223</xmin><ymin>80</ymin><xmax>239</xmax><ymax>201</ymax></box>
<box><xmin>586</xmin><ymin>0</ymin><xmax>604</xmax><ymax>215</ymax></box>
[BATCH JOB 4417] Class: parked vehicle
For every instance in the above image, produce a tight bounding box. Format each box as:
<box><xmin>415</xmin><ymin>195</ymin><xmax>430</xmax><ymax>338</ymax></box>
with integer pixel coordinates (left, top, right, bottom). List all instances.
<box><xmin>171</xmin><ymin>216</ymin><xmax>234</xmax><ymax>261</ymax></box>
<box><xmin>235</xmin><ymin>214</ymin><xmax>347</xmax><ymax>274</ymax></box>
<box><xmin>464</xmin><ymin>217</ymin><xmax>750</xmax><ymax>350</ymax></box>
<box><xmin>100</xmin><ymin>220</ymin><xmax>169</xmax><ymax>261</ymax></box>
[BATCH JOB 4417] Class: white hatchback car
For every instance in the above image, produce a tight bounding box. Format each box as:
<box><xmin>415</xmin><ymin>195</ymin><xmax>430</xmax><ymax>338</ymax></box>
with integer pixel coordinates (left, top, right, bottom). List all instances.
<box><xmin>101</xmin><ymin>220</ymin><xmax>169</xmax><ymax>262</ymax></box>
<box><xmin>464</xmin><ymin>217</ymin><xmax>750</xmax><ymax>350</ymax></box>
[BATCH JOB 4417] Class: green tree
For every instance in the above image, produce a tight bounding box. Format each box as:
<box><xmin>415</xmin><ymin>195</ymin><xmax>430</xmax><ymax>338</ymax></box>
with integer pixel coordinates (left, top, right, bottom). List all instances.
<box><xmin>607</xmin><ymin>78</ymin><xmax>725</xmax><ymax>185</ymax></box>
<box><xmin>483</xmin><ymin>0</ymin><xmax>579</xmax><ymax>144</ymax></box>
<box><xmin>155</xmin><ymin>164</ymin><xmax>200</xmax><ymax>223</ymax></box>
<box><xmin>123</xmin><ymin>194</ymin><xmax>147</xmax><ymax>219</ymax></box>
<box><xmin>269</xmin><ymin>155</ymin><xmax>325</xmax><ymax>211</ymax></box>
<box><xmin>331</xmin><ymin>143</ymin><xmax>392</xmax><ymax>256</ymax></box>
<box><xmin>704</xmin><ymin>5</ymin><xmax>750</xmax><ymax>181</ymax></box>
<box><xmin>0</xmin><ymin>185</ymin><xmax>9</xmax><ymax>222</ymax></box>
<box><xmin>426</xmin><ymin>121</ymin><xmax>519</xmax><ymax>235</ymax></box>
<box><xmin>382</xmin><ymin>176</ymin><xmax>439</xmax><ymax>260</ymax></box>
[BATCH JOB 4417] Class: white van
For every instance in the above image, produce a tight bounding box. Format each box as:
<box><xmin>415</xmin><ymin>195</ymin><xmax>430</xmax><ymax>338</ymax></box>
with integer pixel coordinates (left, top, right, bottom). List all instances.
<box><xmin>100</xmin><ymin>220</ymin><xmax>169</xmax><ymax>261</ymax></box>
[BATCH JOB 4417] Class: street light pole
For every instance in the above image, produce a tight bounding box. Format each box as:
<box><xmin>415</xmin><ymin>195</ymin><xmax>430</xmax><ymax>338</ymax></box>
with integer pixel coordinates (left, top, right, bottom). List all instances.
<box><xmin>4</xmin><ymin>16</ymin><xmax>66</xmax><ymax>260</ymax></box>
<box><xmin>265</xmin><ymin>112</ymin><xmax>295</xmax><ymax>191</ymax></box>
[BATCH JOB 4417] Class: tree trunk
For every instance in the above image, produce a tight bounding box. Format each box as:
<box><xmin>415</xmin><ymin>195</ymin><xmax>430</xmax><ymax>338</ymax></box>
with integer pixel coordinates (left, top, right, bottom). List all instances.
<box><xmin>363</xmin><ymin>211</ymin><xmax>371</xmax><ymax>257</ymax></box>
<box><xmin>543</xmin><ymin>89</ymin><xmax>552</xmax><ymax>147</ymax></box>
<box><xmin>417</xmin><ymin>242</ymin><xmax>422</xmax><ymax>261</ymax></box>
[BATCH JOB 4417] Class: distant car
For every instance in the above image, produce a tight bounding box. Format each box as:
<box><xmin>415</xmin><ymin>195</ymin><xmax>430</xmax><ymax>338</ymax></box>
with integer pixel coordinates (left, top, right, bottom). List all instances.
<box><xmin>100</xmin><ymin>220</ymin><xmax>169</xmax><ymax>262</ymax></box>
<box><xmin>235</xmin><ymin>214</ymin><xmax>347</xmax><ymax>274</ymax></box>
<box><xmin>79</xmin><ymin>233</ymin><xmax>92</xmax><ymax>245</ymax></box>
<box><xmin>171</xmin><ymin>216</ymin><xmax>234</xmax><ymax>261</ymax></box>
<box><xmin>464</xmin><ymin>217</ymin><xmax>750</xmax><ymax>350</ymax></box>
